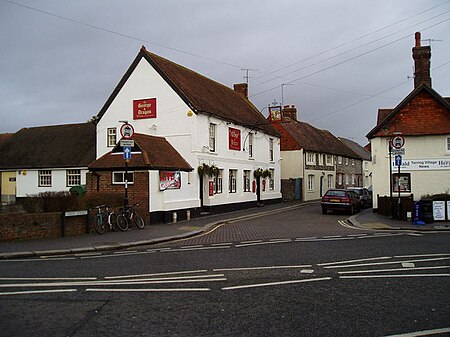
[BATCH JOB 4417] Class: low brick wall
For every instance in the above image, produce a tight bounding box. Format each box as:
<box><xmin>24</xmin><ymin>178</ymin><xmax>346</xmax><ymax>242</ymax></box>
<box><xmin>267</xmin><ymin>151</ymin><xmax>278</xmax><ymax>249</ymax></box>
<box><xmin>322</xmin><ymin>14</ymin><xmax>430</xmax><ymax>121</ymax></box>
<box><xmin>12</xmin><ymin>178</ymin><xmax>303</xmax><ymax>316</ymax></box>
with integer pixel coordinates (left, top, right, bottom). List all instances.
<box><xmin>0</xmin><ymin>211</ymin><xmax>90</xmax><ymax>242</ymax></box>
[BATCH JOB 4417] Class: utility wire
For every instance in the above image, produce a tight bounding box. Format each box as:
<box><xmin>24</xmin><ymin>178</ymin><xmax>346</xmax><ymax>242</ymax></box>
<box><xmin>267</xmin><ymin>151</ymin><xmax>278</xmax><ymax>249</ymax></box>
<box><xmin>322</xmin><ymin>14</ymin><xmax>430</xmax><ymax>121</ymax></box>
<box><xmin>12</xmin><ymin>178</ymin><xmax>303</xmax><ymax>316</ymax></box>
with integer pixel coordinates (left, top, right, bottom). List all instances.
<box><xmin>250</xmin><ymin>17</ymin><xmax>450</xmax><ymax>98</ymax></box>
<box><xmin>252</xmin><ymin>1</ymin><xmax>450</xmax><ymax>82</ymax></box>
<box><xmin>253</xmin><ymin>8</ymin><xmax>450</xmax><ymax>88</ymax></box>
<box><xmin>0</xmin><ymin>0</ymin><xmax>245</xmax><ymax>70</ymax></box>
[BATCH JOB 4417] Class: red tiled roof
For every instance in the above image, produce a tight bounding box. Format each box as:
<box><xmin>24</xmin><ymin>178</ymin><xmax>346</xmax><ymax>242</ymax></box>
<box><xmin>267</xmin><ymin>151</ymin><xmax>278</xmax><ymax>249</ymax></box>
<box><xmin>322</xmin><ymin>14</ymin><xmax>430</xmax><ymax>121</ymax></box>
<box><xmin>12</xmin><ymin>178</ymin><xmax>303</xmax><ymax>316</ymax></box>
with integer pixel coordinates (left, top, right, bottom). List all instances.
<box><xmin>0</xmin><ymin>123</ymin><xmax>96</xmax><ymax>169</ymax></box>
<box><xmin>0</xmin><ymin>133</ymin><xmax>14</xmax><ymax>145</ymax></box>
<box><xmin>89</xmin><ymin>133</ymin><xmax>193</xmax><ymax>171</ymax></box>
<box><xmin>338</xmin><ymin>137</ymin><xmax>371</xmax><ymax>160</ymax></box>
<box><xmin>377</xmin><ymin>109</ymin><xmax>393</xmax><ymax>125</ymax></box>
<box><xmin>275</xmin><ymin>119</ymin><xmax>359</xmax><ymax>158</ymax></box>
<box><xmin>97</xmin><ymin>48</ymin><xmax>279</xmax><ymax>137</ymax></box>
<box><xmin>367</xmin><ymin>84</ymin><xmax>450</xmax><ymax>139</ymax></box>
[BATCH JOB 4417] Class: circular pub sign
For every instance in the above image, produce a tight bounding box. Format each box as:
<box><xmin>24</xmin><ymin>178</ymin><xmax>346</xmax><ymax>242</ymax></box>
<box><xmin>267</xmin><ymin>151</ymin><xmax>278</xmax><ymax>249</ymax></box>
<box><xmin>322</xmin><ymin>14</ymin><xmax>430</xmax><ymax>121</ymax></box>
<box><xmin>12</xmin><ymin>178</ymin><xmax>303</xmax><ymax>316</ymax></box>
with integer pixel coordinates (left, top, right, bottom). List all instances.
<box><xmin>120</xmin><ymin>123</ymin><xmax>134</xmax><ymax>139</ymax></box>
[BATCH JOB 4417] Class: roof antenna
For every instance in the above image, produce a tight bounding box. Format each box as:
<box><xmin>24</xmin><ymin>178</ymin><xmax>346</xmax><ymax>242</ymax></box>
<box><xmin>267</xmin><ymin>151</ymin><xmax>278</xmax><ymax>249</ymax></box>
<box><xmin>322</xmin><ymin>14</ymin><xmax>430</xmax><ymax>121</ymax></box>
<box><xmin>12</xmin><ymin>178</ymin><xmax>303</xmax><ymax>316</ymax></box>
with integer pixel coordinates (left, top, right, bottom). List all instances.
<box><xmin>421</xmin><ymin>38</ymin><xmax>443</xmax><ymax>47</ymax></box>
<box><xmin>241</xmin><ymin>68</ymin><xmax>257</xmax><ymax>86</ymax></box>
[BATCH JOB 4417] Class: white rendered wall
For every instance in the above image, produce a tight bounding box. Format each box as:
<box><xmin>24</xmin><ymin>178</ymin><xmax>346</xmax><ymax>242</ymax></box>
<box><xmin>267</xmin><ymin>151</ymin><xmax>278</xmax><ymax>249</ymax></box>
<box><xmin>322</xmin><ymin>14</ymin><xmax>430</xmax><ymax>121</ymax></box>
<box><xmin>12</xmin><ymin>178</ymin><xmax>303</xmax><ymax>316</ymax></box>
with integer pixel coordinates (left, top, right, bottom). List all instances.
<box><xmin>96</xmin><ymin>58</ymin><xmax>282</xmax><ymax>212</ymax></box>
<box><xmin>280</xmin><ymin>150</ymin><xmax>303</xmax><ymax>179</ymax></box>
<box><xmin>16</xmin><ymin>168</ymin><xmax>88</xmax><ymax>197</ymax></box>
<box><xmin>371</xmin><ymin>134</ymin><xmax>450</xmax><ymax>208</ymax></box>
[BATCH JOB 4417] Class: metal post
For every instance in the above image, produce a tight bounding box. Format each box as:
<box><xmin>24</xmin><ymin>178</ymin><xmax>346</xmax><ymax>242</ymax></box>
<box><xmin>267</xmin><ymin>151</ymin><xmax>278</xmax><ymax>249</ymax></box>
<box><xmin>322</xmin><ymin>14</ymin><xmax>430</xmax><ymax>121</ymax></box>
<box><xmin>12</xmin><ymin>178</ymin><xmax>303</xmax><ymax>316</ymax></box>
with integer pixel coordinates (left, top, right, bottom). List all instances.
<box><xmin>124</xmin><ymin>159</ymin><xmax>129</xmax><ymax>211</ymax></box>
<box><xmin>388</xmin><ymin>140</ymin><xmax>394</xmax><ymax>218</ymax></box>
<box><xmin>397</xmin><ymin>162</ymin><xmax>401</xmax><ymax>220</ymax></box>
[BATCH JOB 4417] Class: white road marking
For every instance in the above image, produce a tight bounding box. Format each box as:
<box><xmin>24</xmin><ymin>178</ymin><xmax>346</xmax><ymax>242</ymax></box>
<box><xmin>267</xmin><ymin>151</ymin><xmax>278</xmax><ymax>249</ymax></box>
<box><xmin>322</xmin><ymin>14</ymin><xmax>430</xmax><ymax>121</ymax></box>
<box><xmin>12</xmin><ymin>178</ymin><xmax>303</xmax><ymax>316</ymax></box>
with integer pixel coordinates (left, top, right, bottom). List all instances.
<box><xmin>211</xmin><ymin>242</ymin><xmax>233</xmax><ymax>246</ymax></box>
<box><xmin>181</xmin><ymin>245</ymin><xmax>204</xmax><ymax>249</ymax></box>
<box><xmin>104</xmin><ymin>270</ymin><xmax>209</xmax><ymax>280</ymax></box>
<box><xmin>323</xmin><ymin>235</ymin><xmax>343</xmax><ymax>238</ymax></box>
<box><xmin>74</xmin><ymin>252</ymin><xmax>102</xmax><ymax>257</ymax></box>
<box><xmin>297</xmin><ymin>237</ymin><xmax>354</xmax><ymax>242</ymax></box>
<box><xmin>383</xmin><ymin>326</ymin><xmax>450</xmax><ymax>337</ymax></box>
<box><xmin>80</xmin><ymin>251</ymin><xmax>156</xmax><ymax>259</ymax></box>
<box><xmin>0</xmin><ymin>277</ymin><xmax>97</xmax><ymax>281</ymax></box>
<box><xmin>394</xmin><ymin>253</ymin><xmax>450</xmax><ymax>258</ymax></box>
<box><xmin>338</xmin><ymin>265</ymin><xmax>450</xmax><ymax>274</ymax></box>
<box><xmin>405</xmin><ymin>233</ymin><xmax>424</xmax><ymax>236</ymax></box>
<box><xmin>347</xmin><ymin>233</ymin><xmax>367</xmax><ymax>236</ymax></box>
<box><xmin>300</xmin><ymin>269</ymin><xmax>315</xmax><ymax>274</ymax></box>
<box><xmin>358</xmin><ymin>233</ymin><xmax>404</xmax><ymax>239</ymax></box>
<box><xmin>161</xmin><ymin>246</ymin><xmax>231</xmax><ymax>252</ymax></box>
<box><xmin>295</xmin><ymin>237</ymin><xmax>317</xmax><ymax>240</ymax></box>
<box><xmin>236</xmin><ymin>240</ymin><xmax>293</xmax><ymax>247</ymax></box>
<box><xmin>324</xmin><ymin>257</ymin><xmax>450</xmax><ymax>269</ymax></box>
<box><xmin>318</xmin><ymin>256</ymin><xmax>392</xmax><ymax>266</ymax></box>
<box><xmin>213</xmin><ymin>265</ymin><xmax>312</xmax><ymax>272</ymax></box>
<box><xmin>222</xmin><ymin>277</ymin><xmax>331</xmax><ymax>290</ymax></box>
<box><xmin>402</xmin><ymin>262</ymin><xmax>415</xmax><ymax>268</ymax></box>
<box><xmin>269</xmin><ymin>238</ymin><xmax>292</xmax><ymax>242</ymax></box>
<box><xmin>0</xmin><ymin>257</ymin><xmax>76</xmax><ymax>262</ymax></box>
<box><xmin>0</xmin><ymin>289</ymin><xmax>77</xmax><ymax>296</ymax></box>
<box><xmin>340</xmin><ymin>273</ymin><xmax>450</xmax><ymax>279</ymax></box>
<box><xmin>114</xmin><ymin>250</ymin><xmax>138</xmax><ymax>254</ymax></box>
<box><xmin>240</xmin><ymin>240</ymin><xmax>263</xmax><ymax>244</ymax></box>
<box><xmin>86</xmin><ymin>288</ymin><xmax>211</xmax><ymax>292</ymax></box>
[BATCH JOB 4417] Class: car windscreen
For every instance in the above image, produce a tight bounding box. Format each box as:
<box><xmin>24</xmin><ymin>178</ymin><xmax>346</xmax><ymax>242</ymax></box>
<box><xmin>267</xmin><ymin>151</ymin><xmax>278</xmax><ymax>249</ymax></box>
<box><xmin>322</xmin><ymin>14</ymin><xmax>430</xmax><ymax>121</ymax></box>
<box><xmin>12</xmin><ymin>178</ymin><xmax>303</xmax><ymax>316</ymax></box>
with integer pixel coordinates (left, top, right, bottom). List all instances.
<box><xmin>348</xmin><ymin>189</ymin><xmax>362</xmax><ymax>195</ymax></box>
<box><xmin>325</xmin><ymin>190</ymin><xmax>346</xmax><ymax>197</ymax></box>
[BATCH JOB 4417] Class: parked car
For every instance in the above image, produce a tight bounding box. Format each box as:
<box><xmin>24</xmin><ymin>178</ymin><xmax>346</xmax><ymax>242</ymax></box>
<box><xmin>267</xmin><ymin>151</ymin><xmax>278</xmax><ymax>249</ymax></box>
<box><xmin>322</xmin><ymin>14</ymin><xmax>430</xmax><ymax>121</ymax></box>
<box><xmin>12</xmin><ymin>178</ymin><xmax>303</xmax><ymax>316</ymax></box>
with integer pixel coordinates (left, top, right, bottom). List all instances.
<box><xmin>346</xmin><ymin>187</ymin><xmax>372</xmax><ymax>208</ymax></box>
<box><xmin>321</xmin><ymin>189</ymin><xmax>361</xmax><ymax>215</ymax></box>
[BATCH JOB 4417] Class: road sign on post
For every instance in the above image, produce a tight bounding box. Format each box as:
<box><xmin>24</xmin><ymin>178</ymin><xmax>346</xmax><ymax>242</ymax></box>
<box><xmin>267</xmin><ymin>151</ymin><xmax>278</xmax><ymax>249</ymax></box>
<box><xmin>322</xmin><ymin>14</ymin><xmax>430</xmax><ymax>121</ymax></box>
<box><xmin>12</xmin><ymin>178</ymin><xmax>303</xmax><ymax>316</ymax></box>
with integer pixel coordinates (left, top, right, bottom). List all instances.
<box><xmin>123</xmin><ymin>146</ymin><xmax>132</xmax><ymax>160</ymax></box>
<box><xmin>395</xmin><ymin>154</ymin><xmax>402</xmax><ymax>167</ymax></box>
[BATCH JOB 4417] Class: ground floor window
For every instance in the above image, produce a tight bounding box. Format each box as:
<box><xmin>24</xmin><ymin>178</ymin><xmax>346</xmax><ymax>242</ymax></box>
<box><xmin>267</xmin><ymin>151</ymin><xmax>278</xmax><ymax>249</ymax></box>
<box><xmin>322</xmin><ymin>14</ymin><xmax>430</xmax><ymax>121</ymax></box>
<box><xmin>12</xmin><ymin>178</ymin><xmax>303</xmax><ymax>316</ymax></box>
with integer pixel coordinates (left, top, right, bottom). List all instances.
<box><xmin>327</xmin><ymin>174</ymin><xmax>333</xmax><ymax>188</ymax></box>
<box><xmin>112</xmin><ymin>171</ymin><xmax>134</xmax><ymax>184</ymax></box>
<box><xmin>214</xmin><ymin>169</ymin><xmax>223</xmax><ymax>194</ymax></box>
<box><xmin>307</xmin><ymin>174</ymin><xmax>314</xmax><ymax>191</ymax></box>
<box><xmin>393</xmin><ymin>173</ymin><xmax>411</xmax><ymax>192</ymax></box>
<box><xmin>269</xmin><ymin>169</ymin><xmax>275</xmax><ymax>190</ymax></box>
<box><xmin>243</xmin><ymin>170</ymin><xmax>251</xmax><ymax>192</ymax></box>
<box><xmin>66</xmin><ymin>169</ymin><xmax>81</xmax><ymax>186</ymax></box>
<box><xmin>229</xmin><ymin>169</ymin><xmax>237</xmax><ymax>193</ymax></box>
<box><xmin>38</xmin><ymin>170</ymin><xmax>52</xmax><ymax>187</ymax></box>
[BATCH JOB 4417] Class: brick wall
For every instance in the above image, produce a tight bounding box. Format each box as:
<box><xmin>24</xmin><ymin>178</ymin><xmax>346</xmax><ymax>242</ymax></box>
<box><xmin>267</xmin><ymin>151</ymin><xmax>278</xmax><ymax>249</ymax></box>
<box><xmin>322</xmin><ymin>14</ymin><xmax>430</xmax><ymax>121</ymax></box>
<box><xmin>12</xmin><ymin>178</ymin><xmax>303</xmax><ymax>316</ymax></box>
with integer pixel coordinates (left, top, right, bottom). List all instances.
<box><xmin>0</xmin><ymin>212</ymin><xmax>90</xmax><ymax>242</ymax></box>
<box><xmin>86</xmin><ymin>170</ymin><xmax>150</xmax><ymax>224</ymax></box>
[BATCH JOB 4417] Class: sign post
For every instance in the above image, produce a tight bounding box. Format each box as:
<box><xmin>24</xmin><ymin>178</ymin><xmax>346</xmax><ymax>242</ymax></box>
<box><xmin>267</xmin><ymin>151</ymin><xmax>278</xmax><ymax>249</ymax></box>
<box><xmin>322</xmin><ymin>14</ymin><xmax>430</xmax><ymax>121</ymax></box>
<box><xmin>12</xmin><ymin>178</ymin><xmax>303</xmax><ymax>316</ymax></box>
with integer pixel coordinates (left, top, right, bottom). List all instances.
<box><xmin>395</xmin><ymin>154</ymin><xmax>402</xmax><ymax>219</ymax></box>
<box><xmin>120</xmin><ymin>122</ymin><xmax>134</xmax><ymax>211</ymax></box>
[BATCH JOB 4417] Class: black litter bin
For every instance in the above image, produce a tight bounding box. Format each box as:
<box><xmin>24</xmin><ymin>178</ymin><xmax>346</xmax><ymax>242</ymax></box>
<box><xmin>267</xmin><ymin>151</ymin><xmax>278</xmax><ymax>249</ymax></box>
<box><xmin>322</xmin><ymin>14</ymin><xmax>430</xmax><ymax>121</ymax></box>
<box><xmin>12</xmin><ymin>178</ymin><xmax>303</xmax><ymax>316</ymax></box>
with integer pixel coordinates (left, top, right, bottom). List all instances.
<box><xmin>420</xmin><ymin>199</ymin><xmax>433</xmax><ymax>224</ymax></box>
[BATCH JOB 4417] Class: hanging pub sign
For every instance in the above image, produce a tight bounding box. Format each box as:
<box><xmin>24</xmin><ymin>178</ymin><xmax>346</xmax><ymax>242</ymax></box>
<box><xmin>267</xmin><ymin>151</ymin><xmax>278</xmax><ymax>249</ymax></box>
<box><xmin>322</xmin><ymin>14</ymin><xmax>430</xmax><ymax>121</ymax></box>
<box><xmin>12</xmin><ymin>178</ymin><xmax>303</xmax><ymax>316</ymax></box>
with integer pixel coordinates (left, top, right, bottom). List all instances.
<box><xmin>159</xmin><ymin>171</ymin><xmax>181</xmax><ymax>190</ymax></box>
<box><xmin>229</xmin><ymin>127</ymin><xmax>241</xmax><ymax>151</ymax></box>
<box><xmin>268</xmin><ymin>106</ymin><xmax>282</xmax><ymax>122</ymax></box>
<box><xmin>133</xmin><ymin>98</ymin><xmax>157</xmax><ymax>120</ymax></box>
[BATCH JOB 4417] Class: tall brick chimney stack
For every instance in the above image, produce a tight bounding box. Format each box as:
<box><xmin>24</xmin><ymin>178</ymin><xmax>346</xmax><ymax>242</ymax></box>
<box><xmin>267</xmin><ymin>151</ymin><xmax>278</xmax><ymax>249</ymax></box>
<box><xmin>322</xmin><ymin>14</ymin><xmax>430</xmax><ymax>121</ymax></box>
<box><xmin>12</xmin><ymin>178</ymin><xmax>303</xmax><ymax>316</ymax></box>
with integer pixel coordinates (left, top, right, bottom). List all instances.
<box><xmin>412</xmin><ymin>32</ymin><xmax>431</xmax><ymax>88</ymax></box>
<box><xmin>233</xmin><ymin>83</ymin><xmax>248</xmax><ymax>99</ymax></box>
<box><xmin>283</xmin><ymin>105</ymin><xmax>297</xmax><ymax>121</ymax></box>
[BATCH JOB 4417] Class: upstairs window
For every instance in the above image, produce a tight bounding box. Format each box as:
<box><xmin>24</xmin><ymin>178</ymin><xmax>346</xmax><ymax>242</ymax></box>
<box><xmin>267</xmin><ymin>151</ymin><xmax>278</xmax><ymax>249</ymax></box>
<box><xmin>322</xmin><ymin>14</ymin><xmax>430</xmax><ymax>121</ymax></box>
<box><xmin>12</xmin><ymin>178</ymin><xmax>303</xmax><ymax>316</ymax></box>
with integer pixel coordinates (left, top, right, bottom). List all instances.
<box><xmin>209</xmin><ymin>123</ymin><xmax>216</xmax><ymax>152</ymax></box>
<box><xmin>107</xmin><ymin>128</ymin><xmax>117</xmax><ymax>147</ymax></box>
<box><xmin>447</xmin><ymin>137</ymin><xmax>450</xmax><ymax>152</ymax></box>
<box><xmin>307</xmin><ymin>153</ymin><xmax>315</xmax><ymax>164</ymax></box>
<box><xmin>307</xmin><ymin>174</ymin><xmax>314</xmax><ymax>191</ymax></box>
<box><xmin>248</xmin><ymin>133</ymin><xmax>253</xmax><ymax>158</ymax></box>
<box><xmin>269</xmin><ymin>169</ymin><xmax>275</xmax><ymax>190</ymax></box>
<box><xmin>338</xmin><ymin>156</ymin><xmax>342</xmax><ymax>164</ymax></box>
<box><xmin>38</xmin><ymin>170</ymin><xmax>52</xmax><ymax>187</ymax></box>
<box><xmin>326</xmin><ymin>155</ymin><xmax>333</xmax><ymax>166</ymax></box>
<box><xmin>269</xmin><ymin>138</ymin><xmax>274</xmax><ymax>162</ymax></box>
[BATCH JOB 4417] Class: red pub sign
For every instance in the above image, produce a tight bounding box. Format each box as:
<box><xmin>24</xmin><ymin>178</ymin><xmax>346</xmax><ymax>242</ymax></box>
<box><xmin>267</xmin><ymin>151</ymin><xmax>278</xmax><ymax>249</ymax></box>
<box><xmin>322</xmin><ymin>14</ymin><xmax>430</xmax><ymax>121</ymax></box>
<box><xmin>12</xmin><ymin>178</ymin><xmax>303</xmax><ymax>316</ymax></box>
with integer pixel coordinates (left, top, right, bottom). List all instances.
<box><xmin>228</xmin><ymin>127</ymin><xmax>241</xmax><ymax>151</ymax></box>
<box><xmin>133</xmin><ymin>98</ymin><xmax>157</xmax><ymax>120</ymax></box>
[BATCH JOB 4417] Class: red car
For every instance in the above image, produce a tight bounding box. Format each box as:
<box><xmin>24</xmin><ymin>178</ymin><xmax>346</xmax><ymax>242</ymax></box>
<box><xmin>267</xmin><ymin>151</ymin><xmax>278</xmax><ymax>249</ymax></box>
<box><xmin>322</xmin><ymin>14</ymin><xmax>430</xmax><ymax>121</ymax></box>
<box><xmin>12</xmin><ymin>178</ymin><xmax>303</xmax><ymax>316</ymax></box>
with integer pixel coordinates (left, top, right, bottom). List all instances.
<box><xmin>321</xmin><ymin>189</ymin><xmax>361</xmax><ymax>215</ymax></box>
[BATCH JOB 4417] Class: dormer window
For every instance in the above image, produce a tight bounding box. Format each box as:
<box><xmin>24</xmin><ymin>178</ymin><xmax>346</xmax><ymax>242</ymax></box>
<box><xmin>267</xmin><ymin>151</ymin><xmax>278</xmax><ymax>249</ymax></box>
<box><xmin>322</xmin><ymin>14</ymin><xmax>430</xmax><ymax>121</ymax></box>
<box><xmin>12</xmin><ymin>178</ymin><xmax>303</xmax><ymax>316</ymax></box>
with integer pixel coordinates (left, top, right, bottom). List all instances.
<box><xmin>209</xmin><ymin>123</ymin><xmax>216</xmax><ymax>152</ymax></box>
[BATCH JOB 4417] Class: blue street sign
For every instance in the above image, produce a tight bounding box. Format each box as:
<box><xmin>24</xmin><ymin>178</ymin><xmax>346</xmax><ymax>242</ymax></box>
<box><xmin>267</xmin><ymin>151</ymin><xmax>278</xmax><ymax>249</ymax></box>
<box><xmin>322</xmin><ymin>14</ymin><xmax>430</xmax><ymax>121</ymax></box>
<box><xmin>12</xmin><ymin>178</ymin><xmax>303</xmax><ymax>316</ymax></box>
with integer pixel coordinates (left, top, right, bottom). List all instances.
<box><xmin>123</xmin><ymin>146</ymin><xmax>131</xmax><ymax>160</ymax></box>
<box><xmin>395</xmin><ymin>154</ymin><xmax>402</xmax><ymax>167</ymax></box>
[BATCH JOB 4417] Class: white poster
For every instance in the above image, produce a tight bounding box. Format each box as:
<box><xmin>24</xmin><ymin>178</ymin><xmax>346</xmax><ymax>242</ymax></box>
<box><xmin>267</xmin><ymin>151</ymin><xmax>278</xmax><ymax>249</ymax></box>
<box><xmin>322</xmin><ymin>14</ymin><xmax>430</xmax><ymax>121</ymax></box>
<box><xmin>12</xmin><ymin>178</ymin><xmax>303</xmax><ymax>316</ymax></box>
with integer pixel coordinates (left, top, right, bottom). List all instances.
<box><xmin>433</xmin><ymin>201</ymin><xmax>446</xmax><ymax>221</ymax></box>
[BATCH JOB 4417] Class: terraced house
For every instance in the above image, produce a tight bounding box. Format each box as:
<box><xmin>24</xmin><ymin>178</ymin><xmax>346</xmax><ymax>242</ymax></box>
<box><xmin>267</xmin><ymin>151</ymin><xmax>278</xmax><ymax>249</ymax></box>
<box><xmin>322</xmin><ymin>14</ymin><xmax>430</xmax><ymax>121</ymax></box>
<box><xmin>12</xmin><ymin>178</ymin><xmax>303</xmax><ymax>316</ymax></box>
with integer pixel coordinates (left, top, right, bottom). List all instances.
<box><xmin>88</xmin><ymin>47</ymin><xmax>282</xmax><ymax>224</ymax></box>
<box><xmin>270</xmin><ymin>105</ymin><xmax>361</xmax><ymax>201</ymax></box>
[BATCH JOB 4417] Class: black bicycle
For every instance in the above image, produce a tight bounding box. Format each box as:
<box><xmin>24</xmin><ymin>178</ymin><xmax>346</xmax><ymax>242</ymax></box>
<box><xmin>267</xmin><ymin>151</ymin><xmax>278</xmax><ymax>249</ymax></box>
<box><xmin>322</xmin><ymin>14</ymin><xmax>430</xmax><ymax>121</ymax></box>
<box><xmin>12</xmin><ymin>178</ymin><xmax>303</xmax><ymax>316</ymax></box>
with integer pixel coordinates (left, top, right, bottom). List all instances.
<box><xmin>116</xmin><ymin>203</ymin><xmax>145</xmax><ymax>229</ymax></box>
<box><xmin>93</xmin><ymin>205</ymin><xmax>128</xmax><ymax>234</ymax></box>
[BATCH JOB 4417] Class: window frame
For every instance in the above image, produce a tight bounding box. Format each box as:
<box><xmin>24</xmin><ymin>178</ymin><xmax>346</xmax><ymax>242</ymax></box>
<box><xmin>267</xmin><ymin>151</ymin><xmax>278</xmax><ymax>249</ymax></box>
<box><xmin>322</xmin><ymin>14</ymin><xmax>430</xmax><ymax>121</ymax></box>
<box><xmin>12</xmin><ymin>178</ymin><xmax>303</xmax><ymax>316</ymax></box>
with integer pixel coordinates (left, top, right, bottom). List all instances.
<box><xmin>107</xmin><ymin>127</ymin><xmax>117</xmax><ymax>148</ymax></box>
<box><xmin>209</xmin><ymin>123</ymin><xmax>216</xmax><ymax>152</ymax></box>
<box><xmin>38</xmin><ymin>170</ymin><xmax>52</xmax><ymax>187</ymax></box>
<box><xmin>66</xmin><ymin>169</ymin><xmax>81</xmax><ymax>187</ymax></box>
<box><xmin>307</xmin><ymin>174</ymin><xmax>314</xmax><ymax>191</ymax></box>
<box><xmin>112</xmin><ymin>171</ymin><xmax>134</xmax><ymax>185</ymax></box>
<box><xmin>269</xmin><ymin>138</ymin><xmax>274</xmax><ymax>162</ymax></box>
<box><xmin>269</xmin><ymin>169</ymin><xmax>275</xmax><ymax>190</ymax></box>
<box><xmin>243</xmin><ymin>170</ymin><xmax>251</xmax><ymax>192</ymax></box>
<box><xmin>307</xmin><ymin>153</ymin><xmax>315</xmax><ymax>164</ymax></box>
<box><xmin>214</xmin><ymin>169</ymin><xmax>223</xmax><ymax>194</ymax></box>
<box><xmin>248</xmin><ymin>133</ymin><xmax>253</xmax><ymax>158</ymax></box>
<box><xmin>228</xmin><ymin>169</ymin><xmax>237</xmax><ymax>193</ymax></box>
<box><xmin>327</xmin><ymin>174</ymin><xmax>333</xmax><ymax>188</ymax></box>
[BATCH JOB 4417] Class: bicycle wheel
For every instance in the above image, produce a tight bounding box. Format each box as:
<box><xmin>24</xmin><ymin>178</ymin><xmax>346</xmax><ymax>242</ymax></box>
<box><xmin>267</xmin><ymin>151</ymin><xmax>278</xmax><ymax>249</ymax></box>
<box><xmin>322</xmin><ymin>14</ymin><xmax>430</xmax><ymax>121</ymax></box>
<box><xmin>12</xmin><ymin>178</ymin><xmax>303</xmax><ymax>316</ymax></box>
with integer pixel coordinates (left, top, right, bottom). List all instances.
<box><xmin>94</xmin><ymin>214</ymin><xmax>107</xmax><ymax>234</ymax></box>
<box><xmin>108</xmin><ymin>212</ymin><xmax>119</xmax><ymax>231</ymax></box>
<box><xmin>115</xmin><ymin>213</ymin><xmax>129</xmax><ymax>231</ymax></box>
<box><xmin>132</xmin><ymin>213</ymin><xmax>145</xmax><ymax>229</ymax></box>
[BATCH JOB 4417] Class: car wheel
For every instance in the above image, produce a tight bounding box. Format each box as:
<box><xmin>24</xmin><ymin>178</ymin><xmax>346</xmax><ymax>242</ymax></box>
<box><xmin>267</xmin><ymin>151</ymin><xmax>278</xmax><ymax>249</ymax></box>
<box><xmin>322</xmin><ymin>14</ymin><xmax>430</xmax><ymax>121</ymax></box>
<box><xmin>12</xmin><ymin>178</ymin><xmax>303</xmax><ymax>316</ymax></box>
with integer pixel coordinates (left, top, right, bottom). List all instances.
<box><xmin>322</xmin><ymin>207</ymin><xmax>327</xmax><ymax>215</ymax></box>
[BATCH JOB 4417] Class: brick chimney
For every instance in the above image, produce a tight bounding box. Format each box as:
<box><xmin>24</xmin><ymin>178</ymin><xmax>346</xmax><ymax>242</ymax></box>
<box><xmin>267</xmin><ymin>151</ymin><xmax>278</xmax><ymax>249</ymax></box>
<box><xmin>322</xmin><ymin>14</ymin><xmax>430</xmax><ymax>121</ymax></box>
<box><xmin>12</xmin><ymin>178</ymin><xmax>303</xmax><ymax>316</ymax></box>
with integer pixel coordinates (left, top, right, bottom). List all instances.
<box><xmin>412</xmin><ymin>32</ymin><xmax>431</xmax><ymax>88</ymax></box>
<box><xmin>233</xmin><ymin>83</ymin><xmax>248</xmax><ymax>98</ymax></box>
<box><xmin>283</xmin><ymin>105</ymin><xmax>297</xmax><ymax>121</ymax></box>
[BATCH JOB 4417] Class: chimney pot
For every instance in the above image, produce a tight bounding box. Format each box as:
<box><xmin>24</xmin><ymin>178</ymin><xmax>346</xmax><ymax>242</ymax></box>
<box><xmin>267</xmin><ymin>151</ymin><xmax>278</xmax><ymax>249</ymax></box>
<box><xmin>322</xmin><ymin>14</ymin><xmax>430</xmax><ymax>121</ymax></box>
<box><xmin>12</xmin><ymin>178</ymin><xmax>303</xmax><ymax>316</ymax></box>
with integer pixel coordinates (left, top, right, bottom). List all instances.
<box><xmin>415</xmin><ymin>32</ymin><xmax>421</xmax><ymax>47</ymax></box>
<box><xmin>233</xmin><ymin>83</ymin><xmax>248</xmax><ymax>99</ymax></box>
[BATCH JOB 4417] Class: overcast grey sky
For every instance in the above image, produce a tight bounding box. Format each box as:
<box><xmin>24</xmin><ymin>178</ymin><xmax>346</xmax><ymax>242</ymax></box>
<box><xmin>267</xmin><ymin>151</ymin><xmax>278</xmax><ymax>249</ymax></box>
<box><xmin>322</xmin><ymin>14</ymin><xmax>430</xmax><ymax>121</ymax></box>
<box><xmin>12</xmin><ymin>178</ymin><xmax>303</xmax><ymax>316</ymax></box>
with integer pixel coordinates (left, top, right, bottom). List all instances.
<box><xmin>1</xmin><ymin>0</ymin><xmax>449</xmax><ymax>145</ymax></box>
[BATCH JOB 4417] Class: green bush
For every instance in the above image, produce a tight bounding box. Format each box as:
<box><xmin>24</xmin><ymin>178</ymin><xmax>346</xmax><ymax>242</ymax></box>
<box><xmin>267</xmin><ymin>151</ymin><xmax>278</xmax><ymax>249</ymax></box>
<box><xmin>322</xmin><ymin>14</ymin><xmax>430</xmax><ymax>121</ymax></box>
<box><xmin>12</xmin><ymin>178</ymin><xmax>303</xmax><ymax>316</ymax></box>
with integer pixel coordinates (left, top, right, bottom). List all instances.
<box><xmin>421</xmin><ymin>193</ymin><xmax>450</xmax><ymax>201</ymax></box>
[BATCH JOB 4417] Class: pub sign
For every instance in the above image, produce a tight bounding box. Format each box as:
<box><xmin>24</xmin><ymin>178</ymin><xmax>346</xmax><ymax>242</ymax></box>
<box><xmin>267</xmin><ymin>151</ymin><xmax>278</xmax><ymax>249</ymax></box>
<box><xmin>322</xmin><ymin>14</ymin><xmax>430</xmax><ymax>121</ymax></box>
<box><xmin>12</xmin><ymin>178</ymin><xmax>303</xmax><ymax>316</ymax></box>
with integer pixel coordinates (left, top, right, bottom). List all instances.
<box><xmin>133</xmin><ymin>98</ymin><xmax>157</xmax><ymax>120</ymax></box>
